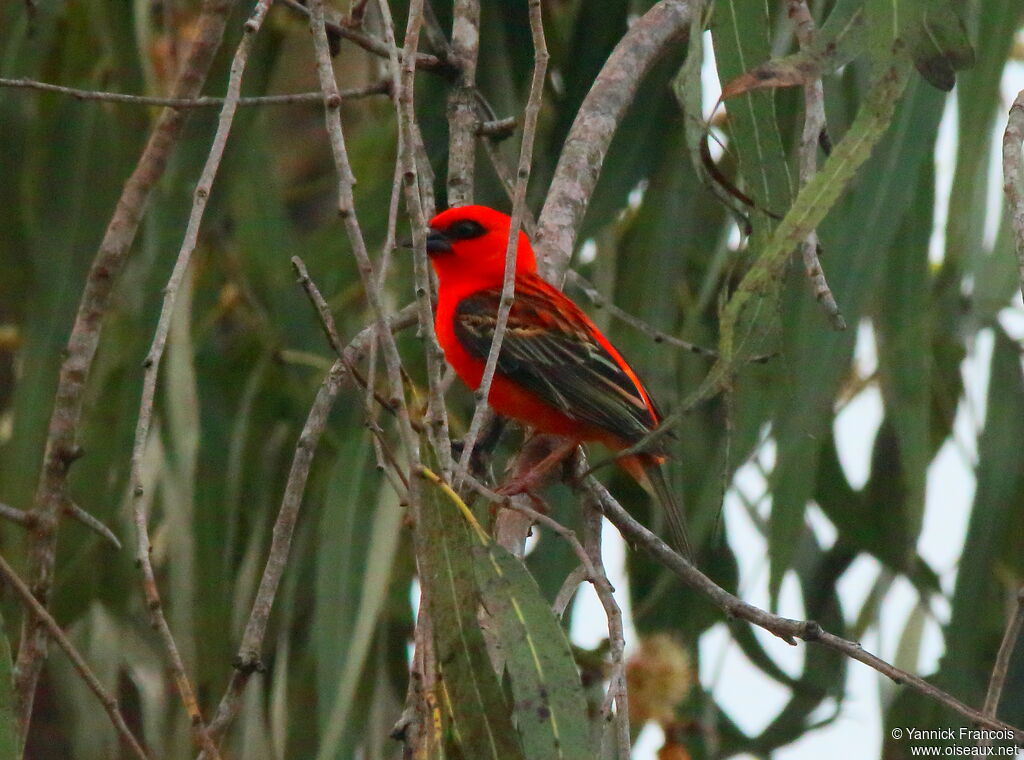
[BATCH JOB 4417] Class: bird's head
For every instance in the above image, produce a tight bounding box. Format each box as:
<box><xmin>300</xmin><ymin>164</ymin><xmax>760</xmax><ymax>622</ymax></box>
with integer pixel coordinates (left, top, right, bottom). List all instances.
<box><xmin>425</xmin><ymin>206</ymin><xmax>537</xmax><ymax>291</ymax></box>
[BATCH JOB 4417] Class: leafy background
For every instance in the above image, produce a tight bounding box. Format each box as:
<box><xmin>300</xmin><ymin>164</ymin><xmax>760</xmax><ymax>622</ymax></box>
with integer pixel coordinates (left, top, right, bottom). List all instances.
<box><xmin>0</xmin><ymin>0</ymin><xmax>1023</xmax><ymax>757</ymax></box>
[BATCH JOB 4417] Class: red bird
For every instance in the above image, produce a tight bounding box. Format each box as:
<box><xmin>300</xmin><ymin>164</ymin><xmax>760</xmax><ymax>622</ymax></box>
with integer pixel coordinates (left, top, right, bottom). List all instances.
<box><xmin>425</xmin><ymin>205</ymin><xmax>692</xmax><ymax>558</ymax></box>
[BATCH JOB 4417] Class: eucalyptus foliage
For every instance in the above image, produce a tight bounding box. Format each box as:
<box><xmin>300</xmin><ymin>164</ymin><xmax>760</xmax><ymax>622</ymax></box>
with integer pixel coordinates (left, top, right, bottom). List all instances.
<box><xmin>0</xmin><ymin>0</ymin><xmax>1022</xmax><ymax>758</ymax></box>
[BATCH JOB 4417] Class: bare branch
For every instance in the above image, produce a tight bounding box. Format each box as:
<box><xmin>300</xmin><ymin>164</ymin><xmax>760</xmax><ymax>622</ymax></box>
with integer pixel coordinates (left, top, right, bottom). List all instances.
<box><xmin>14</xmin><ymin>0</ymin><xmax>240</xmax><ymax>733</ymax></box>
<box><xmin>291</xmin><ymin>257</ymin><xmax>347</xmax><ymax>356</ymax></box>
<box><xmin>552</xmin><ymin>564</ymin><xmax>589</xmax><ymax>618</ymax></box>
<box><xmin>3</xmin><ymin>500</ymin><xmax>120</xmax><ymax>552</ymax></box>
<box><xmin>979</xmin><ymin>586</ymin><xmax>1024</xmax><ymax>751</ymax></box>
<box><xmin>204</xmin><ymin>361</ymin><xmax>345</xmax><ymax>750</ymax></box>
<box><xmin>0</xmin><ymin>553</ymin><xmax>150</xmax><ymax>760</ymax></box>
<box><xmin>279</xmin><ymin>0</ymin><xmax>454</xmax><ymax>77</ymax></box>
<box><xmin>566</xmin><ymin>270</ymin><xmax>718</xmax><ymax>358</ymax></box>
<box><xmin>788</xmin><ymin>0</ymin><xmax>846</xmax><ymax>330</ymax></box>
<box><xmin>579</xmin><ymin>492</ymin><xmax>629</xmax><ymax>759</ymax></box>
<box><xmin>455</xmin><ymin>0</ymin><xmax>548</xmax><ymax>486</ymax></box>
<box><xmin>370</xmin><ymin>4</ymin><xmax>448</xmax><ymax>756</ymax></box>
<box><xmin>477</xmin><ymin>116</ymin><xmax>518</xmax><ymax>140</ymax></box>
<box><xmin>307</xmin><ymin>0</ymin><xmax>421</xmax><ymax>468</ymax></box>
<box><xmin>1004</xmin><ymin>89</ymin><xmax>1024</xmax><ymax>299</ymax></box>
<box><xmin>381</xmin><ymin>0</ymin><xmax>454</xmax><ymax>475</ymax></box>
<box><xmin>0</xmin><ymin>76</ymin><xmax>390</xmax><ymax>107</ymax></box>
<box><xmin>128</xmin><ymin>2</ymin><xmax>278</xmax><ymax>755</ymax></box>
<box><xmin>0</xmin><ymin>502</ymin><xmax>32</xmax><ymax>526</ymax></box>
<box><xmin>446</xmin><ymin>0</ymin><xmax>481</xmax><ymax>206</ymax></box>
<box><xmin>64</xmin><ymin>502</ymin><xmax>122</xmax><ymax>550</ymax></box>
<box><xmin>535</xmin><ymin>0</ymin><xmax>692</xmax><ymax>282</ymax></box>
<box><xmin>574</xmin><ymin>465</ymin><xmax>1024</xmax><ymax>741</ymax></box>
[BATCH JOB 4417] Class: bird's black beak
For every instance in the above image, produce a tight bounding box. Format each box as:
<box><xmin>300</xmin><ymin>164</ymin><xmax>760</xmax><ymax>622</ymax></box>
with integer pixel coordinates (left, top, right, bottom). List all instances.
<box><xmin>425</xmin><ymin>228</ymin><xmax>453</xmax><ymax>255</ymax></box>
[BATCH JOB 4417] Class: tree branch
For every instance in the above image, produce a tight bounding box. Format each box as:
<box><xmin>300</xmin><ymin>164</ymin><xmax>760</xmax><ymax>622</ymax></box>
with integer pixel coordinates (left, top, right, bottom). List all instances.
<box><xmin>306</xmin><ymin>0</ymin><xmax>421</xmax><ymax>468</ymax></box>
<box><xmin>445</xmin><ymin>0</ymin><xmax>481</xmax><ymax>207</ymax></box>
<box><xmin>127</xmin><ymin>1</ymin><xmax>278</xmax><ymax>755</ymax></box>
<box><xmin>454</xmin><ymin>0</ymin><xmax>548</xmax><ymax>486</ymax></box>
<box><xmin>979</xmin><ymin>586</ymin><xmax>1024</xmax><ymax>751</ymax></box>
<box><xmin>566</xmin><ymin>270</ymin><xmax>718</xmax><ymax>358</ymax></box>
<box><xmin>278</xmin><ymin>0</ymin><xmax>454</xmax><ymax>78</ymax></box>
<box><xmin>579</xmin><ymin>490</ymin><xmax>630</xmax><ymax>759</ymax></box>
<box><xmin>788</xmin><ymin>0</ymin><xmax>846</xmax><ymax>330</ymax></box>
<box><xmin>381</xmin><ymin>0</ymin><xmax>454</xmax><ymax>476</ymax></box>
<box><xmin>1003</xmin><ymin>88</ymin><xmax>1024</xmax><ymax>300</ymax></box>
<box><xmin>14</xmin><ymin>0</ymin><xmax>240</xmax><ymax>735</ymax></box>
<box><xmin>0</xmin><ymin>76</ymin><xmax>390</xmax><ymax>107</ymax></box>
<box><xmin>0</xmin><ymin>553</ymin><xmax>150</xmax><ymax>760</ymax></box>
<box><xmin>534</xmin><ymin>0</ymin><xmax>692</xmax><ymax>282</ymax></box>
<box><xmin>572</xmin><ymin>462</ymin><xmax>1024</xmax><ymax>742</ymax></box>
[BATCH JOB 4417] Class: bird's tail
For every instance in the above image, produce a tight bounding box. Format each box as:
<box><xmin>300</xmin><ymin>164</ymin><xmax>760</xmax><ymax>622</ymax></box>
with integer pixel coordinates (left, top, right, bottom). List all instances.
<box><xmin>636</xmin><ymin>459</ymin><xmax>693</xmax><ymax>560</ymax></box>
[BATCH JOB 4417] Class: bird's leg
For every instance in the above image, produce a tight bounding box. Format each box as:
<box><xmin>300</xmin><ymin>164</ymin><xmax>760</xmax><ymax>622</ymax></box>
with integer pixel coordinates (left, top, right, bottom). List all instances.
<box><xmin>496</xmin><ymin>435</ymin><xmax>581</xmax><ymax>500</ymax></box>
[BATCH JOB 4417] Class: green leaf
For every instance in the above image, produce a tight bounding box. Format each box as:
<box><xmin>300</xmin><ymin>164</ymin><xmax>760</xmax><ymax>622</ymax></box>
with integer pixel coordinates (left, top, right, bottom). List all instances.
<box><xmin>717</xmin><ymin>0</ymin><xmax>867</xmax><ymax>99</ymax></box>
<box><xmin>899</xmin><ymin>0</ymin><xmax>975</xmax><ymax>91</ymax></box>
<box><xmin>719</xmin><ymin>55</ymin><xmax>911</xmax><ymax>365</ymax></box>
<box><xmin>416</xmin><ymin>469</ymin><xmax>526</xmax><ymax>760</ymax></box>
<box><xmin>713</xmin><ymin>54</ymin><xmax>913</xmax><ymax>601</ymax></box>
<box><xmin>873</xmin><ymin>157</ymin><xmax>933</xmax><ymax>533</ymax></box>
<box><xmin>944</xmin><ymin>0</ymin><xmax>1019</xmax><ymax>278</ymax></box>
<box><xmin>711</xmin><ymin>0</ymin><xmax>795</xmax><ymax>226</ymax></box>
<box><xmin>474</xmin><ymin>542</ymin><xmax>595</xmax><ymax>760</ymax></box>
<box><xmin>938</xmin><ymin>329</ymin><xmax>1024</xmax><ymax>722</ymax></box>
<box><xmin>314</xmin><ymin>439</ymin><xmax>406</xmax><ymax>760</ymax></box>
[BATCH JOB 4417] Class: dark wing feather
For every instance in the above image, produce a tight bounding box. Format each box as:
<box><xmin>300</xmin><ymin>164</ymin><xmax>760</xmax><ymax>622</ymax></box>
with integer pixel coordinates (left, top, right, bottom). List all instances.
<box><xmin>454</xmin><ymin>283</ymin><xmax>660</xmax><ymax>446</ymax></box>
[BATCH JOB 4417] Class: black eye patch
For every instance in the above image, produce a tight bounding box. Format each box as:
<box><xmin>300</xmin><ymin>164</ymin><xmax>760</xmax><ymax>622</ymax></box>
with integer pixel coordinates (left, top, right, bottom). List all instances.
<box><xmin>445</xmin><ymin>219</ymin><xmax>487</xmax><ymax>240</ymax></box>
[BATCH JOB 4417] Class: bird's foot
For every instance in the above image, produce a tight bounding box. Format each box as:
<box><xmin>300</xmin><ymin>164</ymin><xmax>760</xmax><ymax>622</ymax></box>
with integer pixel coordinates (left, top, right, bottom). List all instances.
<box><xmin>497</xmin><ymin>435</ymin><xmax>580</xmax><ymax>498</ymax></box>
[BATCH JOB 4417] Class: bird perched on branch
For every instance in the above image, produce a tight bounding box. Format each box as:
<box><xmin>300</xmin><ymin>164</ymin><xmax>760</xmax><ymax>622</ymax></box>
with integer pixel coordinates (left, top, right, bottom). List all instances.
<box><xmin>425</xmin><ymin>205</ymin><xmax>691</xmax><ymax>559</ymax></box>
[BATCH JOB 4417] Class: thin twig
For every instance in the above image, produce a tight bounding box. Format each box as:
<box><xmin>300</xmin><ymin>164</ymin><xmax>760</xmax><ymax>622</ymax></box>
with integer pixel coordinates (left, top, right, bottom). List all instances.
<box><xmin>574</xmin><ymin>468</ymin><xmax>1024</xmax><ymax>741</ymax></box>
<box><xmin>534</xmin><ymin>0</ymin><xmax>692</xmax><ymax>282</ymax></box>
<box><xmin>129</xmin><ymin>2</ymin><xmax>277</xmax><ymax>756</ymax></box>
<box><xmin>374</xmin><ymin>4</ymin><xmax>445</xmax><ymax>756</ymax></box>
<box><xmin>0</xmin><ymin>553</ymin><xmax>150</xmax><ymax>760</ymax></box>
<box><xmin>14</xmin><ymin>0</ymin><xmax>240</xmax><ymax>735</ymax></box>
<box><xmin>566</xmin><ymin>270</ymin><xmax>718</xmax><ymax>358</ymax></box>
<box><xmin>204</xmin><ymin>361</ymin><xmax>345</xmax><ymax>752</ymax></box>
<box><xmin>290</xmin><ymin>259</ymin><xmax>427</xmax><ymax>443</ymax></box>
<box><xmin>579</xmin><ymin>490</ymin><xmax>629</xmax><ymax>759</ymax></box>
<box><xmin>455</xmin><ymin>0</ymin><xmax>548</xmax><ymax>486</ymax></box>
<box><xmin>290</xmin><ymin>259</ymin><xmax>425</xmax><ymax>440</ymax></box>
<box><xmin>552</xmin><ymin>564</ymin><xmax>590</xmax><ymax>618</ymax></box>
<box><xmin>381</xmin><ymin>0</ymin><xmax>453</xmax><ymax>476</ymax></box>
<box><xmin>978</xmin><ymin>587</ymin><xmax>1024</xmax><ymax>751</ymax></box>
<box><xmin>64</xmin><ymin>502</ymin><xmax>122</xmax><ymax>550</ymax></box>
<box><xmin>0</xmin><ymin>77</ymin><xmax>390</xmax><ymax>107</ymax></box>
<box><xmin>788</xmin><ymin>0</ymin><xmax>846</xmax><ymax>330</ymax></box>
<box><xmin>307</xmin><ymin>0</ymin><xmax>420</xmax><ymax>467</ymax></box>
<box><xmin>364</xmin><ymin>161</ymin><xmax>406</xmax><ymax>474</ymax></box>
<box><xmin>291</xmin><ymin>257</ymin><xmax>347</xmax><ymax>356</ymax></box>
<box><xmin>476</xmin><ymin>116</ymin><xmax>517</xmax><ymax>139</ymax></box>
<box><xmin>0</xmin><ymin>502</ymin><xmax>32</xmax><ymax>526</ymax></box>
<box><xmin>1003</xmin><ymin>89</ymin><xmax>1024</xmax><ymax>300</ymax></box>
<box><xmin>279</xmin><ymin>0</ymin><xmax>453</xmax><ymax>77</ymax></box>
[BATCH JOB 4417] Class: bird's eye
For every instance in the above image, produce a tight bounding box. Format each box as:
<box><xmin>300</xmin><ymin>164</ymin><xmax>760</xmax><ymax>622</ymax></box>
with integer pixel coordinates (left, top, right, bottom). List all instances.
<box><xmin>446</xmin><ymin>219</ymin><xmax>487</xmax><ymax>240</ymax></box>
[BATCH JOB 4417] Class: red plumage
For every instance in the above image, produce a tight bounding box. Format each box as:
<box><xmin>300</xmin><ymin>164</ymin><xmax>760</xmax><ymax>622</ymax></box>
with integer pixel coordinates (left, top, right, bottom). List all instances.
<box><xmin>426</xmin><ymin>205</ymin><xmax>692</xmax><ymax>557</ymax></box>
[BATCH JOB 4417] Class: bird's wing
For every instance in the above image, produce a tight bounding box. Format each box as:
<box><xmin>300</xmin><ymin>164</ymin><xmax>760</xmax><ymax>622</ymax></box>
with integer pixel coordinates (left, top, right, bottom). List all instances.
<box><xmin>453</xmin><ymin>278</ymin><xmax>661</xmax><ymax>446</ymax></box>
